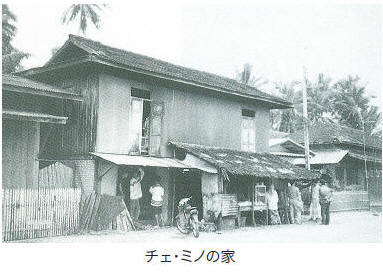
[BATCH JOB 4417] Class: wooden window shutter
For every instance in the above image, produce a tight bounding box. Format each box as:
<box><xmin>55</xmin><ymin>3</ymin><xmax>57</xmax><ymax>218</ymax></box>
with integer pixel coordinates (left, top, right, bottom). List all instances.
<box><xmin>149</xmin><ymin>101</ymin><xmax>164</xmax><ymax>155</ymax></box>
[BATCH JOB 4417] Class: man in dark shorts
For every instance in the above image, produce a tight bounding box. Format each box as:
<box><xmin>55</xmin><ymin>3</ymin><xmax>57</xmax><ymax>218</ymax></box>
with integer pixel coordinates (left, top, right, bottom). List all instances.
<box><xmin>319</xmin><ymin>174</ymin><xmax>333</xmax><ymax>225</ymax></box>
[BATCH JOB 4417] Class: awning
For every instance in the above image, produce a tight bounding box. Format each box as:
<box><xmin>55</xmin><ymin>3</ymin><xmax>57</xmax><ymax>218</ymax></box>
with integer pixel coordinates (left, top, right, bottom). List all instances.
<box><xmin>180</xmin><ymin>153</ymin><xmax>217</xmax><ymax>173</ymax></box>
<box><xmin>2</xmin><ymin>109</ymin><xmax>68</xmax><ymax>124</ymax></box>
<box><xmin>292</xmin><ymin>149</ymin><xmax>348</xmax><ymax>165</ymax></box>
<box><xmin>91</xmin><ymin>152</ymin><xmax>191</xmax><ymax>168</ymax></box>
<box><xmin>170</xmin><ymin>142</ymin><xmax>320</xmax><ymax>180</ymax></box>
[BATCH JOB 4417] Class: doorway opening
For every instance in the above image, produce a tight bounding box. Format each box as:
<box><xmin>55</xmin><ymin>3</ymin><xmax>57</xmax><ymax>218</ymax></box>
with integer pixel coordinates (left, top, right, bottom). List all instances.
<box><xmin>117</xmin><ymin>166</ymin><xmax>157</xmax><ymax>223</ymax></box>
<box><xmin>174</xmin><ymin>169</ymin><xmax>203</xmax><ymax>220</ymax></box>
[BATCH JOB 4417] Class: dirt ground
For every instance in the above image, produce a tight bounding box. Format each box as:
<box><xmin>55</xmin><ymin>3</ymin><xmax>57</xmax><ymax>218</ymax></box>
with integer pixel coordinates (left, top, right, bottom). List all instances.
<box><xmin>15</xmin><ymin>210</ymin><xmax>382</xmax><ymax>243</ymax></box>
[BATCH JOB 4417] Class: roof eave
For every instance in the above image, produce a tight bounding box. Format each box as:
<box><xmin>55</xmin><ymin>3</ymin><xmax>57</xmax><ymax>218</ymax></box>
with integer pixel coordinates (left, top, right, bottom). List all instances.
<box><xmin>3</xmin><ymin>110</ymin><xmax>68</xmax><ymax>124</ymax></box>
<box><xmin>2</xmin><ymin>83</ymin><xmax>83</xmax><ymax>102</ymax></box>
<box><xmin>16</xmin><ymin>54</ymin><xmax>292</xmax><ymax>109</ymax></box>
<box><xmin>15</xmin><ymin>55</ymin><xmax>93</xmax><ymax>77</ymax></box>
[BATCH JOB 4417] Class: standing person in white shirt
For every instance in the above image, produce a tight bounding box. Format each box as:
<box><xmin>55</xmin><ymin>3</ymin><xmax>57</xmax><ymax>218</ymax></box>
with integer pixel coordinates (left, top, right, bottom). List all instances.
<box><xmin>149</xmin><ymin>176</ymin><xmax>165</xmax><ymax>227</ymax></box>
<box><xmin>266</xmin><ymin>183</ymin><xmax>281</xmax><ymax>225</ymax></box>
<box><xmin>309</xmin><ymin>181</ymin><xmax>321</xmax><ymax>222</ymax></box>
<box><xmin>129</xmin><ymin>167</ymin><xmax>144</xmax><ymax>222</ymax></box>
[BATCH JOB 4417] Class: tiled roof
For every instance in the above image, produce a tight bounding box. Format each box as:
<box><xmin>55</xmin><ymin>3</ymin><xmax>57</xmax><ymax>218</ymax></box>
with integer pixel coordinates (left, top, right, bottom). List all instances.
<box><xmin>2</xmin><ymin>74</ymin><xmax>82</xmax><ymax>101</ymax></box>
<box><xmin>170</xmin><ymin>142</ymin><xmax>320</xmax><ymax>180</ymax></box>
<box><xmin>288</xmin><ymin>122</ymin><xmax>382</xmax><ymax>150</ymax></box>
<box><xmin>46</xmin><ymin>35</ymin><xmax>291</xmax><ymax>109</ymax></box>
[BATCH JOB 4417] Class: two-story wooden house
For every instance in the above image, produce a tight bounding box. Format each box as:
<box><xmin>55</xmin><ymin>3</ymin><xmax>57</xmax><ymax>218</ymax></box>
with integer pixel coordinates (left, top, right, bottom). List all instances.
<box><xmin>16</xmin><ymin>35</ymin><xmax>318</xmax><ymax>226</ymax></box>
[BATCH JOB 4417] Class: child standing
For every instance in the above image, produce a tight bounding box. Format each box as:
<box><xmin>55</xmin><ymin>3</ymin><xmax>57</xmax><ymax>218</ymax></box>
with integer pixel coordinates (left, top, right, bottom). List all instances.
<box><xmin>149</xmin><ymin>177</ymin><xmax>165</xmax><ymax>227</ymax></box>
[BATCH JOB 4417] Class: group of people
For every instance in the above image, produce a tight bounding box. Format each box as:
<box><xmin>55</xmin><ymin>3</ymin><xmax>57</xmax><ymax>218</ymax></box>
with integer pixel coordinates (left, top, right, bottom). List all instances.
<box><xmin>119</xmin><ymin>167</ymin><xmax>333</xmax><ymax>228</ymax></box>
<box><xmin>265</xmin><ymin>173</ymin><xmax>333</xmax><ymax>225</ymax></box>
<box><xmin>119</xmin><ymin>167</ymin><xmax>165</xmax><ymax>227</ymax></box>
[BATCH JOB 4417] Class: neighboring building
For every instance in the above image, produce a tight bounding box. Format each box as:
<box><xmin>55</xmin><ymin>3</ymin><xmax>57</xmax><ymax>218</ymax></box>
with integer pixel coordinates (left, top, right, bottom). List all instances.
<box><xmin>270</xmin><ymin>123</ymin><xmax>382</xmax><ymax>210</ymax></box>
<box><xmin>269</xmin><ymin>136</ymin><xmax>316</xmax><ymax>160</ymax></box>
<box><xmin>2</xmin><ymin>74</ymin><xmax>82</xmax><ymax>189</ymax></box>
<box><xmin>14</xmin><ymin>34</ymin><xmax>318</xmax><ymax>226</ymax></box>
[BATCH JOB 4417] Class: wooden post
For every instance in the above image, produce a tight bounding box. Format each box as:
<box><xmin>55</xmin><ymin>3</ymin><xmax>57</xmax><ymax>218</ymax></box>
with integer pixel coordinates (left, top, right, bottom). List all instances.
<box><xmin>252</xmin><ymin>180</ymin><xmax>255</xmax><ymax>227</ymax></box>
<box><xmin>170</xmin><ymin>169</ymin><xmax>176</xmax><ymax>226</ymax></box>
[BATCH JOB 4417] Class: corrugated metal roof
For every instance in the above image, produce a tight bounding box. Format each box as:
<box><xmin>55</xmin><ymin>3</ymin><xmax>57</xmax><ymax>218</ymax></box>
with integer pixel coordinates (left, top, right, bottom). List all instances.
<box><xmin>292</xmin><ymin>149</ymin><xmax>349</xmax><ymax>165</ymax></box>
<box><xmin>91</xmin><ymin>152</ymin><xmax>191</xmax><ymax>168</ymax></box>
<box><xmin>2</xmin><ymin>74</ymin><xmax>83</xmax><ymax>101</ymax></box>
<box><xmin>170</xmin><ymin>142</ymin><xmax>320</xmax><ymax>180</ymax></box>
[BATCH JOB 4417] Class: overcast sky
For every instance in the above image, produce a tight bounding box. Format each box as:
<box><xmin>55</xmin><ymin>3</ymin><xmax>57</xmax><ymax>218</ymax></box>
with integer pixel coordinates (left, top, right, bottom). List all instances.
<box><xmin>10</xmin><ymin>1</ymin><xmax>382</xmax><ymax>106</ymax></box>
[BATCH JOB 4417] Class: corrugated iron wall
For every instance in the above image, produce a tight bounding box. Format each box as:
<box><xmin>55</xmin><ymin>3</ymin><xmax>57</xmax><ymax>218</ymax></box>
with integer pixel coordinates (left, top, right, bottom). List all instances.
<box><xmin>2</xmin><ymin>120</ymin><xmax>40</xmax><ymax>189</ymax></box>
<box><xmin>2</xmin><ymin>188</ymin><xmax>81</xmax><ymax>241</ymax></box>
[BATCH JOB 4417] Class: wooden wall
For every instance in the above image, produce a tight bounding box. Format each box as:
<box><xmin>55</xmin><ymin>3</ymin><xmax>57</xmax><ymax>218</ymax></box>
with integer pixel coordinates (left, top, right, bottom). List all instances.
<box><xmin>2</xmin><ymin>120</ymin><xmax>40</xmax><ymax>188</ymax></box>
<box><xmin>96</xmin><ymin>74</ymin><xmax>131</xmax><ymax>153</ymax></box>
<box><xmin>96</xmin><ymin>71</ymin><xmax>271</xmax><ymax>156</ymax></box>
<box><xmin>33</xmin><ymin>67</ymin><xmax>99</xmax><ymax>158</ymax></box>
<box><xmin>25</xmin><ymin>65</ymin><xmax>272</xmax><ymax>158</ymax></box>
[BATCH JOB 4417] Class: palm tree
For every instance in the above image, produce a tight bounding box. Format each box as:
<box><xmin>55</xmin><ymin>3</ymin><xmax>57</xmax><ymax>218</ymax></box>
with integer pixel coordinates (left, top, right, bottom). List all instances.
<box><xmin>332</xmin><ymin>75</ymin><xmax>371</xmax><ymax>130</ymax></box>
<box><xmin>362</xmin><ymin>106</ymin><xmax>382</xmax><ymax>136</ymax></box>
<box><xmin>303</xmin><ymin>73</ymin><xmax>334</xmax><ymax>122</ymax></box>
<box><xmin>2</xmin><ymin>4</ymin><xmax>17</xmax><ymax>55</ymax></box>
<box><xmin>235</xmin><ymin>63</ymin><xmax>269</xmax><ymax>89</ymax></box>
<box><xmin>273</xmin><ymin>81</ymin><xmax>303</xmax><ymax>133</ymax></box>
<box><xmin>2</xmin><ymin>4</ymin><xmax>29</xmax><ymax>73</ymax></box>
<box><xmin>272</xmin><ymin>74</ymin><xmax>335</xmax><ymax>132</ymax></box>
<box><xmin>62</xmin><ymin>4</ymin><xmax>107</xmax><ymax>35</ymax></box>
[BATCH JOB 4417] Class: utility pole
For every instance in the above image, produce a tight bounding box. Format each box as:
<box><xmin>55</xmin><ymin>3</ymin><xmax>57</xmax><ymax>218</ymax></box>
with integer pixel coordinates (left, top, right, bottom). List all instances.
<box><xmin>302</xmin><ymin>66</ymin><xmax>310</xmax><ymax>170</ymax></box>
<box><xmin>359</xmin><ymin>109</ymin><xmax>369</xmax><ymax>195</ymax></box>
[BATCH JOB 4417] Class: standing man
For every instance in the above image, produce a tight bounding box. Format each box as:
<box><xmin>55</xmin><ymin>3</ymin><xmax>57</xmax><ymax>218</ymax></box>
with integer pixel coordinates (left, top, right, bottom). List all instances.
<box><xmin>287</xmin><ymin>181</ymin><xmax>303</xmax><ymax>224</ymax></box>
<box><xmin>149</xmin><ymin>176</ymin><xmax>165</xmax><ymax>227</ymax></box>
<box><xmin>309</xmin><ymin>181</ymin><xmax>321</xmax><ymax>222</ymax></box>
<box><xmin>319</xmin><ymin>174</ymin><xmax>333</xmax><ymax>225</ymax></box>
<box><xmin>130</xmin><ymin>167</ymin><xmax>144</xmax><ymax>222</ymax></box>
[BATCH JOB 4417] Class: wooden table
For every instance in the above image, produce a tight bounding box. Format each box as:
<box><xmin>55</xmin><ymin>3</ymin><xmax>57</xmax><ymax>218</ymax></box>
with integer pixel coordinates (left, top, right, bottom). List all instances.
<box><xmin>238</xmin><ymin>201</ymin><xmax>268</xmax><ymax>226</ymax></box>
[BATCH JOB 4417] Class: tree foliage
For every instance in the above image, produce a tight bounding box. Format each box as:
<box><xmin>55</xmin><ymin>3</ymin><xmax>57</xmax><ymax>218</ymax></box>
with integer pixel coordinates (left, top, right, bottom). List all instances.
<box><xmin>2</xmin><ymin>4</ymin><xmax>29</xmax><ymax>74</ymax></box>
<box><xmin>62</xmin><ymin>4</ymin><xmax>107</xmax><ymax>35</ymax></box>
<box><xmin>271</xmin><ymin>73</ymin><xmax>381</xmax><ymax>136</ymax></box>
<box><xmin>272</xmin><ymin>81</ymin><xmax>303</xmax><ymax>133</ymax></box>
<box><xmin>235</xmin><ymin>63</ymin><xmax>269</xmax><ymax>89</ymax></box>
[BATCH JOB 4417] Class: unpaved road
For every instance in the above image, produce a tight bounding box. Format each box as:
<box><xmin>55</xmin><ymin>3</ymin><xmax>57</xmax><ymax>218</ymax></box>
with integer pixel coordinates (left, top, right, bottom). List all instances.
<box><xmin>14</xmin><ymin>211</ymin><xmax>381</xmax><ymax>243</ymax></box>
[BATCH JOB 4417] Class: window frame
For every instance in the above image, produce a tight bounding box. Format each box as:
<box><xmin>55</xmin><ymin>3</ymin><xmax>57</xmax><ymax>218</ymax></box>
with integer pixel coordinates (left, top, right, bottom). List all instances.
<box><xmin>130</xmin><ymin>88</ymin><xmax>151</xmax><ymax>155</ymax></box>
<box><xmin>241</xmin><ymin>109</ymin><xmax>256</xmax><ymax>152</ymax></box>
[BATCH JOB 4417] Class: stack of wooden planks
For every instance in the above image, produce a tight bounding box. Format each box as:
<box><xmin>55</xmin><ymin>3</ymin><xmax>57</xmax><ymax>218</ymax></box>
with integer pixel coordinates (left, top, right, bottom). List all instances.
<box><xmin>80</xmin><ymin>193</ymin><xmax>135</xmax><ymax>232</ymax></box>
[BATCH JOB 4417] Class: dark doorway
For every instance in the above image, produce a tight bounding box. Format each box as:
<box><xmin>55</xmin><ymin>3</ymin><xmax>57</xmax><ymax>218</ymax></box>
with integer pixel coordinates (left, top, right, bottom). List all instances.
<box><xmin>117</xmin><ymin>166</ymin><xmax>156</xmax><ymax>222</ymax></box>
<box><xmin>174</xmin><ymin>169</ymin><xmax>203</xmax><ymax>220</ymax></box>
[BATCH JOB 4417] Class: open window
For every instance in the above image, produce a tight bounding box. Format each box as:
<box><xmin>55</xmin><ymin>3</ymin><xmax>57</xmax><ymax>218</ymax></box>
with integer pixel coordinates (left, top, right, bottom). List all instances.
<box><xmin>130</xmin><ymin>89</ymin><xmax>151</xmax><ymax>155</ymax></box>
<box><xmin>129</xmin><ymin>89</ymin><xmax>164</xmax><ymax>156</ymax></box>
